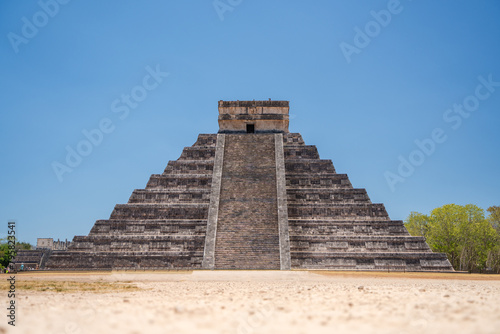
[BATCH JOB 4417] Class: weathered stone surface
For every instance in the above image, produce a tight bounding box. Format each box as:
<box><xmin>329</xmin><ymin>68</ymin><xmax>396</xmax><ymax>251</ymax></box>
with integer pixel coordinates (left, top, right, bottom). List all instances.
<box><xmin>202</xmin><ymin>134</ymin><xmax>225</xmax><ymax>269</ymax></box>
<box><xmin>45</xmin><ymin>134</ymin><xmax>216</xmax><ymax>270</ymax></box>
<box><xmin>218</xmin><ymin>100</ymin><xmax>289</xmax><ymax>133</ymax></box>
<box><xmin>213</xmin><ymin>134</ymin><xmax>281</xmax><ymax>269</ymax></box>
<box><xmin>11</xmin><ymin>249</ymin><xmax>52</xmax><ymax>270</ymax></box>
<box><xmin>275</xmin><ymin>133</ymin><xmax>291</xmax><ymax>270</ymax></box>
<box><xmin>283</xmin><ymin>132</ymin><xmax>452</xmax><ymax>271</ymax></box>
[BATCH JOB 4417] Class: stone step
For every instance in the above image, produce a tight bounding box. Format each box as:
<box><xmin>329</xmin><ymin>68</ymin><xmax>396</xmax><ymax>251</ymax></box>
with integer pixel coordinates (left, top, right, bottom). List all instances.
<box><xmin>46</xmin><ymin>250</ymin><xmax>204</xmax><ymax>270</ymax></box>
<box><xmin>9</xmin><ymin>249</ymin><xmax>53</xmax><ymax>270</ymax></box>
<box><xmin>192</xmin><ymin>134</ymin><xmax>217</xmax><ymax>147</ymax></box>
<box><xmin>287</xmin><ymin>188</ymin><xmax>371</xmax><ymax>204</ymax></box>
<box><xmin>285</xmin><ymin>160</ymin><xmax>336</xmax><ymax>174</ymax></box>
<box><xmin>283</xmin><ymin>133</ymin><xmax>305</xmax><ymax>145</ymax></box>
<box><xmin>288</xmin><ymin>203</ymin><xmax>389</xmax><ymax>219</ymax></box>
<box><xmin>128</xmin><ymin>189</ymin><xmax>211</xmax><ymax>204</ymax></box>
<box><xmin>291</xmin><ymin>252</ymin><xmax>453</xmax><ymax>271</ymax></box>
<box><xmin>89</xmin><ymin>219</ymin><xmax>207</xmax><ymax>235</ymax></box>
<box><xmin>146</xmin><ymin>174</ymin><xmax>212</xmax><ymax>189</ymax></box>
<box><xmin>163</xmin><ymin>160</ymin><xmax>214</xmax><ymax>175</ymax></box>
<box><xmin>74</xmin><ymin>234</ymin><xmax>205</xmax><ymax>241</ymax></box>
<box><xmin>289</xmin><ymin>219</ymin><xmax>409</xmax><ymax>235</ymax></box>
<box><xmin>284</xmin><ymin>145</ymin><xmax>320</xmax><ymax>160</ymax></box>
<box><xmin>286</xmin><ymin>173</ymin><xmax>352</xmax><ymax>189</ymax></box>
<box><xmin>290</xmin><ymin>235</ymin><xmax>431</xmax><ymax>252</ymax></box>
<box><xmin>177</xmin><ymin>147</ymin><xmax>216</xmax><ymax>161</ymax></box>
<box><xmin>70</xmin><ymin>235</ymin><xmax>205</xmax><ymax>252</ymax></box>
<box><xmin>11</xmin><ymin>250</ymin><xmax>44</xmax><ymax>263</ymax></box>
<box><xmin>110</xmin><ymin>203</ymin><xmax>208</xmax><ymax>220</ymax></box>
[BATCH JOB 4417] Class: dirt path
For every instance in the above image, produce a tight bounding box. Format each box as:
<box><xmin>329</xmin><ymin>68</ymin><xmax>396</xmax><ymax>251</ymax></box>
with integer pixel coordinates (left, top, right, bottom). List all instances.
<box><xmin>2</xmin><ymin>271</ymin><xmax>499</xmax><ymax>334</ymax></box>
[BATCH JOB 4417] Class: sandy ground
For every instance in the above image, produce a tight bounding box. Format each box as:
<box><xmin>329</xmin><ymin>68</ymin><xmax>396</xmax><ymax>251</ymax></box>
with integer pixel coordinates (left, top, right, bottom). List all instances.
<box><xmin>1</xmin><ymin>271</ymin><xmax>499</xmax><ymax>334</ymax></box>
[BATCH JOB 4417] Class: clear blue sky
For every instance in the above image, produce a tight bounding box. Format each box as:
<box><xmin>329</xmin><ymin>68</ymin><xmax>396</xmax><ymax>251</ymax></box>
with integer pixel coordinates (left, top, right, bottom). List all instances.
<box><xmin>1</xmin><ymin>0</ymin><xmax>499</xmax><ymax>245</ymax></box>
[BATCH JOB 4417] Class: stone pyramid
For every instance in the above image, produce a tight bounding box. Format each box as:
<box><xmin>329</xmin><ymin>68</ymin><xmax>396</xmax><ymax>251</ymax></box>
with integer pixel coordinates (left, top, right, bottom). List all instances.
<box><xmin>46</xmin><ymin>100</ymin><xmax>454</xmax><ymax>271</ymax></box>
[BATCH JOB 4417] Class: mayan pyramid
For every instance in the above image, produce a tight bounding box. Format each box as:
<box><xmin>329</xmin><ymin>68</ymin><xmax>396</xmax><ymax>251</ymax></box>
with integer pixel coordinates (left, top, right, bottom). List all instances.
<box><xmin>46</xmin><ymin>100</ymin><xmax>453</xmax><ymax>271</ymax></box>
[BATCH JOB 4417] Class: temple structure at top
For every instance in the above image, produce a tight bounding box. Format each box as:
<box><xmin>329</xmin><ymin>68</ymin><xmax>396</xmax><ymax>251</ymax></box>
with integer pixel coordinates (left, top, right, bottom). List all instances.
<box><xmin>45</xmin><ymin>100</ymin><xmax>454</xmax><ymax>271</ymax></box>
<box><xmin>218</xmin><ymin>100</ymin><xmax>289</xmax><ymax>133</ymax></box>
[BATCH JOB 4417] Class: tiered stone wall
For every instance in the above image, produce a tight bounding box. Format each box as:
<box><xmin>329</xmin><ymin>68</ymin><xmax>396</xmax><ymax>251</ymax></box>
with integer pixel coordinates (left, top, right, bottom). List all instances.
<box><xmin>10</xmin><ymin>249</ymin><xmax>52</xmax><ymax>270</ymax></box>
<box><xmin>284</xmin><ymin>133</ymin><xmax>453</xmax><ymax>271</ymax></box>
<box><xmin>45</xmin><ymin>134</ymin><xmax>217</xmax><ymax>270</ymax></box>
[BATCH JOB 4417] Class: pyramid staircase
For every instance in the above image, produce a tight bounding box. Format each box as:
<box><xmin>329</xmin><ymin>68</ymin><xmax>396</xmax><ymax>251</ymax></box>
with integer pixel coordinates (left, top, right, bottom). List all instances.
<box><xmin>214</xmin><ymin>134</ymin><xmax>281</xmax><ymax>269</ymax></box>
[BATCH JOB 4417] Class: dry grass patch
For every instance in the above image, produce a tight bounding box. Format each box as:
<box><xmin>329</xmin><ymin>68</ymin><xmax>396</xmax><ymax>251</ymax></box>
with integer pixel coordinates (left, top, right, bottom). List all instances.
<box><xmin>309</xmin><ymin>270</ymin><xmax>500</xmax><ymax>281</ymax></box>
<box><xmin>0</xmin><ymin>280</ymin><xmax>139</xmax><ymax>293</ymax></box>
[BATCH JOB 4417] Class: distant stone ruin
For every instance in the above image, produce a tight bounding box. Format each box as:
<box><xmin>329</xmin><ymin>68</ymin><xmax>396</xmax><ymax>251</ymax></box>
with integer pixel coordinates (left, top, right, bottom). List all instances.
<box><xmin>46</xmin><ymin>100</ymin><xmax>453</xmax><ymax>271</ymax></box>
<box><xmin>10</xmin><ymin>238</ymin><xmax>71</xmax><ymax>270</ymax></box>
<box><xmin>37</xmin><ymin>238</ymin><xmax>71</xmax><ymax>251</ymax></box>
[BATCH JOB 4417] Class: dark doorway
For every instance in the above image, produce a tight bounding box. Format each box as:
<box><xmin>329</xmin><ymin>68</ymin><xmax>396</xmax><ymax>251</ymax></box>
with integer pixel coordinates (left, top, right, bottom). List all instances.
<box><xmin>246</xmin><ymin>124</ymin><xmax>255</xmax><ymax>133</ymax></box>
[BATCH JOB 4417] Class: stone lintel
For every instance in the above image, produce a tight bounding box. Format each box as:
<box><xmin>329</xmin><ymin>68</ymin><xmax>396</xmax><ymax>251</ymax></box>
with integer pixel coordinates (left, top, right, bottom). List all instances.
<box><xmin>218</xmin><ymin>100</ymin><xmax>289</xmax><ymax>108</ymax></box>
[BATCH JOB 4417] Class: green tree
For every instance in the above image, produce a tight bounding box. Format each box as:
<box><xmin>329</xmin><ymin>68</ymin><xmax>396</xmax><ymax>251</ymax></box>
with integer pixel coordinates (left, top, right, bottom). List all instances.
<box><xmin>458</xmin><ymin>205</ymin><xmax>497</xmax><ymax>272</ymax></box>
<box><xmin>17</xmin><ymin>241</ymin><xmax>32</xmax><ymax>250</ymax></box>
<box><xmin>404</xmin><ymin>212</ymin><xmax>430</xmax><ymax>238</ymax></box>
<box><xmin>486</xmin><ymin>245</ymin><xmax>500</xmax><ymax>274</ymax></box>
<box><xmin>487</xmin><ymin>206</ymin><xmax>500</xmax><ymax>233</ymax></box>
<box><xmin>406</xmin><ymin>204</ymin><xmax>500</xmax><ymax>273</ymax></box>
<box><xmin>426</xmin><ymin>204</ymin><xmax>462</xmax><ymax>269</ymax></box>
<box><xmin>0</xmin><ymin>238</ymin><xmax>15</xmax><ymax>268</ymax></box>
<box><xmin>0</xmin><ymin>238</ymin><xmax>34</xmax><ymax>268</ymax></box>
<box><xmin>486</xmin><ymin>206</ymin><xmax>500</xmax><ymax>273</ymax></box>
